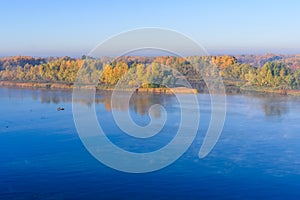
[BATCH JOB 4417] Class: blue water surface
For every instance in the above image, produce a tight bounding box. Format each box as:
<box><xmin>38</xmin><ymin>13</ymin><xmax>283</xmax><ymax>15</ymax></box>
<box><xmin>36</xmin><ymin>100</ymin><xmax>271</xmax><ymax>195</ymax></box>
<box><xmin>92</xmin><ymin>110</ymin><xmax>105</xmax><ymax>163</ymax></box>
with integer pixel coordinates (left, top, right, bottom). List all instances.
<box><xmin>1</xmin><ymin>87</ymin><xmax>300</xmax><ymax>199</ymax></box>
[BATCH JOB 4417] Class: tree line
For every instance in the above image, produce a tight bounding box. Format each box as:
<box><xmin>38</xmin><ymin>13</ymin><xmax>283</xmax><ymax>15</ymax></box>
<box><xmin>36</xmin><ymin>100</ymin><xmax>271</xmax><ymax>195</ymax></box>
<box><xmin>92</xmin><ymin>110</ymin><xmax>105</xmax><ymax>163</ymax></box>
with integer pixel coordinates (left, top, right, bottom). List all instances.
<box><xmin>0</xmin><ymin>55</ymin><xmax>300</xmax><ymax>90</ymax></box>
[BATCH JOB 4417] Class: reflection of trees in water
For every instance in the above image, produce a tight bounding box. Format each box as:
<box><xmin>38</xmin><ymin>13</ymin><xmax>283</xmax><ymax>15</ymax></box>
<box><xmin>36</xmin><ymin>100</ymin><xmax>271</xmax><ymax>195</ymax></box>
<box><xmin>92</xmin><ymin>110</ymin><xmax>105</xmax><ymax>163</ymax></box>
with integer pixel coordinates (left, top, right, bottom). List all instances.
<box><xmin>99</xmin><ymin>92</ymin><xmax>175</xmax><ymax>118</ymax></box>
<box><xmin>33</xmin><ymin>89</ymin><xmax>176</xmax><ymax>117</ymax></box>
<box><xmin>38</xmin><ymin>90</ymin><xmax>72</xmax><ymax>104</ymax></box>
<box><xmin>29</xmin><ymin>88</ymin><xmax>291</xmax><ymax>118</ymax></box>
<box><xmin>261</xmin><ymin>97</ymin><xmax>289</xmax><ymax>117</ymax></box>
<box><xmin>130</xmin><ymin>94</ymin><xmax>172</xmax><ymax>117</ymax></box>
<box><xmin>243</xmin><ymin>92</ymin><xmax>290</xmax><ymax>117</ymax></box>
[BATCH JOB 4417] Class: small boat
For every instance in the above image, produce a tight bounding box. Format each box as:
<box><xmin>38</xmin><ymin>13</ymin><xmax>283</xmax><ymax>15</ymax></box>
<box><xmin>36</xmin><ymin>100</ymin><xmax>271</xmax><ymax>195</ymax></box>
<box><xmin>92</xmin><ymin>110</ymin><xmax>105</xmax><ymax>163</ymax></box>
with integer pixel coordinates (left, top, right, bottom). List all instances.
<box><xmin>57</xmin><ymin>107</ymin><xmax>65</xmax><ymax>111</ymax></box>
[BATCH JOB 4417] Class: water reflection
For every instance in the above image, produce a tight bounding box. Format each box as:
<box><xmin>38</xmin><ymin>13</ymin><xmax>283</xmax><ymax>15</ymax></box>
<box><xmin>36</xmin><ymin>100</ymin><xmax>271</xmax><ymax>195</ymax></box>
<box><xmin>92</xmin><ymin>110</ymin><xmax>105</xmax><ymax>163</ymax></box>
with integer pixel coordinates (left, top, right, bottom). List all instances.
<box><xmin>100</xmin><ymin>93</ymin><xmax>173</xmax><ymax>117</ymax></box>
<box><xmin>1</xmin><ymin>87</ymin><xmax>297</xmax><ymax>118</ymax></box>
<box><xmin>31</xmin><ymin>88</ymin><xmax>175</xmax><ymax>118</ymax></box>
<box><xmin>239</xmin><ymin>92</ymin><xmax>291</xmax><ymax>117</ymax></box>
<box><xmin>262</xmin><ymin>101</ymin><xmax>289</xmax><ymax>117</ymax></box>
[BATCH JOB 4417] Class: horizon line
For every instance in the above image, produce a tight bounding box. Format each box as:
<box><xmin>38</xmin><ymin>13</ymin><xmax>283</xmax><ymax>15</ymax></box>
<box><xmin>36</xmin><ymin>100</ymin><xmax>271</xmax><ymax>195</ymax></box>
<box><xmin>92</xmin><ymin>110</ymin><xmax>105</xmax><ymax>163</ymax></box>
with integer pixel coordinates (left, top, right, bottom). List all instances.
<box><xmin>1</xmin><ymin>52</ymin><xmax>300</xmax><ymax>59</ymax></box>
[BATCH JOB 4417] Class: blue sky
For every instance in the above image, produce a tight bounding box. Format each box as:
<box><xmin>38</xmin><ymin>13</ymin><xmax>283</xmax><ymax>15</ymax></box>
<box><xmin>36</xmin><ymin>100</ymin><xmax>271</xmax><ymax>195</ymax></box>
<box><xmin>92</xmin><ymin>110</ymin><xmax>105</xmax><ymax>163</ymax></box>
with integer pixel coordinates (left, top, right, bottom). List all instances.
<box><xmin>0</xmin><ymin>0</ymin><xmax>299</xmax><ymax>57</ymax></box>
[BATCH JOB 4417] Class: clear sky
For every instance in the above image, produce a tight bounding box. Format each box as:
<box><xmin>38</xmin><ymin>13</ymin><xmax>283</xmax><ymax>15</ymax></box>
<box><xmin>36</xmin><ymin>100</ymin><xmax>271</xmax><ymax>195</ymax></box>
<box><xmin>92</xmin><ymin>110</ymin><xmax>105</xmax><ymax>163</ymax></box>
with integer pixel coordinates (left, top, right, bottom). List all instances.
<box><xmin>0</xmin><ymin>0</ymin><xmax>299</xmax><ymax>57</ymax></box>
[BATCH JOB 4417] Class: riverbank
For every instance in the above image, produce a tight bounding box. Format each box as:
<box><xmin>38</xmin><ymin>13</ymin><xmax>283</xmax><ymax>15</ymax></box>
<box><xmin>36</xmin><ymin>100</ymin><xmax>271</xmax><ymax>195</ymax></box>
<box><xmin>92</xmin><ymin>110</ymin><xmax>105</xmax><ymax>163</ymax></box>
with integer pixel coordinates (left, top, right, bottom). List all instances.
<box><xmin>239</xmin><ymin>86</ymin><xmax>300</xmax><ymax>96</ymax></box>
<box><xmin>1</xmin><ymin>80</ymin><xmax>300</xmax><ymax>96</ymax></box>
<box><xmin>0</xmin><ymin>81</ymin><xmax>73</xmax><ymax>89</ymax></box>
<box><xmin>0</xmin><ymin>81</ymin><xmax>197</xmax><ymax>94</ymax></box>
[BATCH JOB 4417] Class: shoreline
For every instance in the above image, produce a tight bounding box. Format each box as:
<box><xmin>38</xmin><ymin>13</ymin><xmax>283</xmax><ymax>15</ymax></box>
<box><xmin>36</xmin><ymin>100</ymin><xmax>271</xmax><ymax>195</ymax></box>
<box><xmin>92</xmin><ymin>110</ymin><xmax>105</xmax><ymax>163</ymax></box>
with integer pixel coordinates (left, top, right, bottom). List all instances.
<box><xmin>1</xmin><ymin>80</ymin><xmax>300</xmax><ymax>96</ymax></box>
<box><xmin>0</xmin><ymin>81</ymin><xmax>197</xmax><ymax>94</ymax></box>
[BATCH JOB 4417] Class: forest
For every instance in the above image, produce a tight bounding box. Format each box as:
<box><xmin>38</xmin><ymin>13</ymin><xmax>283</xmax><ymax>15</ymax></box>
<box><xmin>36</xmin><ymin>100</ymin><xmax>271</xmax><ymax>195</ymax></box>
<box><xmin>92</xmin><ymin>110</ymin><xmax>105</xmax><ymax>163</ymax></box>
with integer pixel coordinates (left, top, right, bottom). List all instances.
<box><xmin>0</xmin><ymin>54</ymin><xmax>300</xmax><ymax>93</ymax></box>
